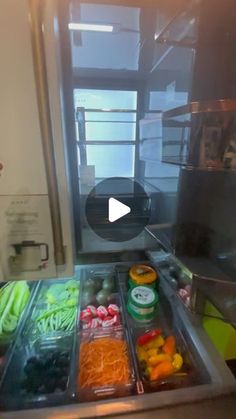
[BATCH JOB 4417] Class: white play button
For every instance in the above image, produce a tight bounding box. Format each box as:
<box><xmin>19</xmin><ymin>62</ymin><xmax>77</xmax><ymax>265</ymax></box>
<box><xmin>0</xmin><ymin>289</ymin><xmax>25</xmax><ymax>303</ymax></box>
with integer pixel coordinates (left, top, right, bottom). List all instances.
<box><xmin>108</xmin><ymin>197</ymin><xmax>131</xmax><ymax>223</ymax></box>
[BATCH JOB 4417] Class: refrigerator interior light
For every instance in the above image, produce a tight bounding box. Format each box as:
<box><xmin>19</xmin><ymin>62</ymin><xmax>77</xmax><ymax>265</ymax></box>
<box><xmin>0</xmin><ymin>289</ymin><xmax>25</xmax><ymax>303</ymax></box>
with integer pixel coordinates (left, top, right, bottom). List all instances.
<box><xmin>68</xmin><ymin>22</ymin><xmax>114</xmax><ymax>32</ymax></box>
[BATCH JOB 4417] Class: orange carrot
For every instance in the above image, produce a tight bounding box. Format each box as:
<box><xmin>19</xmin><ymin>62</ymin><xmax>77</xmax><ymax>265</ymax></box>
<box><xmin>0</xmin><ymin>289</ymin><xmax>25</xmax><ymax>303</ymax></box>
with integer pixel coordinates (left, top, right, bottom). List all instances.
<box><xmin>78</xmin><ymin>337</ymin><xmax>130</xmax><ymax>388</ymax></box>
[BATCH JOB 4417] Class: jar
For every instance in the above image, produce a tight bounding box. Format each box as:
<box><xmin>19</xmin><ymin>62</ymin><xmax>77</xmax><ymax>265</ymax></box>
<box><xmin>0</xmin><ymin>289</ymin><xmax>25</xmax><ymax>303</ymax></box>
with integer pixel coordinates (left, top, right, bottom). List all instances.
<box><xmin>127</xmin><ymin>285</ymin><xmax>159</xmax><ymax>322</ymax></box>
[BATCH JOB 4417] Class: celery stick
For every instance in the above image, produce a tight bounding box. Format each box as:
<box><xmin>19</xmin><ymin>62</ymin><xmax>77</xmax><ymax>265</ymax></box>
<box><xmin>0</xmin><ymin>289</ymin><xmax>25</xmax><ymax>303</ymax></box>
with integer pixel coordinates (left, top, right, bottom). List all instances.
<box><xmin>0</xmin><ymin>288</ymin><xmax>16</xmax><ymax>334</ymax></box>
<box><xmin>0</xmin><ymin>282</ymin><xmax>15</xmax><ymax>318</ymax></box>
<box><xmin>12</xmin><ymin>281</ymin><xmax>29</xmax><ymax>317</ymax></box>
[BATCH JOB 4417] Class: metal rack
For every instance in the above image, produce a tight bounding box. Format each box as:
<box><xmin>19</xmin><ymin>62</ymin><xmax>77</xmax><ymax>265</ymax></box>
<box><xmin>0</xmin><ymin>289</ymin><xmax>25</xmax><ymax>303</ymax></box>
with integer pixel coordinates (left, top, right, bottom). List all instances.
<box><xmin>75</xmin><ymin>107</ymin><xmax>137</xmax><ymax>144</ymax></box>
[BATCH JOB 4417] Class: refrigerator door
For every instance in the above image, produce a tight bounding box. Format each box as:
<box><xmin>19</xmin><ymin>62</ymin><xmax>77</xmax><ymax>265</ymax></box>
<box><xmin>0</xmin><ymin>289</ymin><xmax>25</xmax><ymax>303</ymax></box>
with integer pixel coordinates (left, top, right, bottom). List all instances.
<box><xmin>0</xmin><ymin>0</ymin><xmax>74</xmax><ymax>280</ymax></box>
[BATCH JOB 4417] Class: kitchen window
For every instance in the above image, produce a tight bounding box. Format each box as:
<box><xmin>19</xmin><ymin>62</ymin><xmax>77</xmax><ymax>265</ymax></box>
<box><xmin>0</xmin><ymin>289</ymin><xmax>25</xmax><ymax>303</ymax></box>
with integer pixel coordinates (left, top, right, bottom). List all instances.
<box><xmin>74</xmin><ymin>88</ymin><xmax>137</xmax><ymax>179</ymax></box>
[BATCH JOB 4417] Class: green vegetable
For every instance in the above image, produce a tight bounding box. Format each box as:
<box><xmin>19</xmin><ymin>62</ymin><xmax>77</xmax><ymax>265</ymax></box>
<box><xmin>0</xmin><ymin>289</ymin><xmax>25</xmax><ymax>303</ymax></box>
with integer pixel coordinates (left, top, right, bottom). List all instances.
<box><xmin>66</xmin><ymin>297</ymin><xmax>77</xmax><ymax>307</ymax></box>
<box><xmin>0</xmin><ymin>281</ymin><xmax>30</xmax><ymax>337</ymax></box>
<box><xmin>36</xmin><ymin>305</ymin><xmax>65</xmax><ymax>322</ymax></box>
<box><xmin>82</xmin><ymin>290</ymin><xmax>95</xmax><ymax>306</ymax></box>
<box><xmin>3</xmin><ymin>314</ymin><xmax>18</xmax><ymax>333</ymax></box>
<box><xmin>46</xmin><ymin>283</ymin><xmax>65</xmax><ymax>305</ymax></box>
<box><xmin>0</xmin><ymin>282</ymin><xmax>15</xmax><ymax>317</ymax></box>
<box><xmin>65</xmin><ymin>279</ymin><xmax>79</xmax><ymax>292</ymax></box>
<box><xmin>102</xmin><ymin>277</ymin><xmax>114</xmax><ymax>292</ymax></box>
<box><xmin>12</xmin><ymin>281</ymin><xmax>30</xmax><ymax>317</ymax></box>
<box><xmin>34</xmin><ymin>279</ymin><xmax>79</xmax><ymax>334</ymax></box>
<box><xmin>93</xmin><ymin>276</ymin><xmax>103</xmax><ymax>291</ymax></box>
<box><xmin>96</xmin><ymin>289</ymin><xmax>110</xmax><ymax>305</ymax></box>
<box><xmin>83</xmin><ymin>278</ymin><xmax>96</xmax><ymax>292</ymax></box>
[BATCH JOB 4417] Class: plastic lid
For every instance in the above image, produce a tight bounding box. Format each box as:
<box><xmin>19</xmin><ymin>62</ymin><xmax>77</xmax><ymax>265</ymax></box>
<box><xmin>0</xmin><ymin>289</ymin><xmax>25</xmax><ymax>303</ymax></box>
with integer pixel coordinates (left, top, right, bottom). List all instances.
<box><xmin>129</xmin><ymin>286</ymin><xmax>159</xmax><ymax>308</ymax></box>
<box><xmin>129</xmin><ymin>264</ymin><xmax>157</xmax><ymax>285</ymax></box>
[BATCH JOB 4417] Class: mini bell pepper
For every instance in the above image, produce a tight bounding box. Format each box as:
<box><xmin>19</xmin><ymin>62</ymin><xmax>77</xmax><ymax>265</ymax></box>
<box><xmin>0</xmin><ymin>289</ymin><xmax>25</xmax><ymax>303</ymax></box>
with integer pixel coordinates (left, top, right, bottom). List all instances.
<box><xmin>162</xmin><ymin>335</ymin><xmax>176</xmax><ymax>356</ymax></box>
<box><xmin>147</xmin><ymin>353</ymin><xmax>172</xmax><ymax>367</ymax></box>
<box><xmin>152</xmin><ymin>335</ymin><xmax>165</xmax><ymax>348</ymax></box>
<box><xmin>137</xmin><ymin>329</ymin><xmax>162</xmax><ymax>346</ymax></box>
<box><xmin>136</xmin><ymin>346</ymin><xmax>149</xmax><ymax>363</ymax></box>
<box><xmin>147</xmin><ymin>348</ymin><xmax>158</xmax><ymax>358</ymax></box>
<box><xmin>172</xmin><ymin>353</ymin><xmax>183</xmax><ymax>371</ymax></box>
<box><xmin>150</xmin><ymin>360</ymin><xmax>174</xmax><ymax>381</ymax></box>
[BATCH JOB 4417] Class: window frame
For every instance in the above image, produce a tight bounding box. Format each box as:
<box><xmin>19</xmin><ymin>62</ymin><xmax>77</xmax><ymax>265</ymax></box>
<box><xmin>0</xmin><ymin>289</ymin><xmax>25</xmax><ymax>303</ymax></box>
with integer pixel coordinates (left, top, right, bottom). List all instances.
<box><xmin>73</xmin><ymin>84</ymin><xmax>142</xmax><ymax>178</ymax></box>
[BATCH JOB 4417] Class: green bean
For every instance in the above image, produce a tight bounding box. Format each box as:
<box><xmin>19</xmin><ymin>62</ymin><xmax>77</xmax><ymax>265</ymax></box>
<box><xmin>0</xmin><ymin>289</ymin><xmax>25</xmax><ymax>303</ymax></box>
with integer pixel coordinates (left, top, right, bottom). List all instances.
<box><xmin>53</xmin><ymin>316</ymin><xmax>58</xmax><ymax>330</ymax></box>
<box><xmin>61</xmin><ymin>313</ymin><xmax>71</xmax><ymax>325</ymax></box>
<box><xmin>42</xmin><ymin>318</ymin><xmax>47</xmax><ymax>331</ymax></box>
<box><xmin>55</xmin><ymin>313</ymin><xmax>59</xmax><ymax>330</ymax></box>
<box><xmin>38</xmin><ymin>322</ymin><xmax>43</xmax><ymax>333</ymax></box>
<box><xmin>61</xmin><ymin>320</ymin><xmax>69</xmax><ymax>330</ymax></box>
<box><xmin>67</xmin><ymin>318</ymin><xmax>74</xmax><ymax>331</ymax></box>
<box><xmin>49</xmin><ymin>315</ymin><xmax>54</xmax><ymax>331</ymax></box>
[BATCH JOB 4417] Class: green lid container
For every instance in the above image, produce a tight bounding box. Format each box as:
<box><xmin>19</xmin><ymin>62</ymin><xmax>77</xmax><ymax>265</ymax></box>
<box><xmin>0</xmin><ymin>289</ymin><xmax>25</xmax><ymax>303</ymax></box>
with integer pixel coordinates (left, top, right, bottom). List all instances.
<box><xmin>128</xmin><ymin>278</ymin><xmax>156</xmax><ymax>290</ymax></box>
<box><xmin>127</xmin><ymin>285</ymin><xmax>159</xmax><ymax>322</ymax></box>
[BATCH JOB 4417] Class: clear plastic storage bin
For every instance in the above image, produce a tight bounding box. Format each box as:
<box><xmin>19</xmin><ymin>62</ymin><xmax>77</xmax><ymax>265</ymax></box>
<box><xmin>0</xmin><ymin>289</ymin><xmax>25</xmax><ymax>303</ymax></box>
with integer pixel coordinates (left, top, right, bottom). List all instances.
<box><xmin>0</xmin><ymin>281</ymin><xmax>38</xmax><ymax>384</ymax></box>
<box><xmin>76</xmin><ymin>328</ymin><xmax>136</xmax><ymax>402</ymax></box>
<box><xmin>0</xmin><ymin>333</ymin><xmax>76</xmax><ymax>410</ymax></box>
<box><xmin>132</xmin><ymin>325</ymin><xmax>209</xmax><ymax>392</ymax></box>
<box><xmin>116</xmin><ymin>265</ymin><xmax>210</xmax><ymax>393</ymax></box>
<box><xmin>79</xmin><ymin>267</ymin><xmax>124</xmax><ymax>330</ymax></box>
<box><xmin>23</xmin><ymin>278</ymin><xmax>80</xmax><ymax>338</ymax></box>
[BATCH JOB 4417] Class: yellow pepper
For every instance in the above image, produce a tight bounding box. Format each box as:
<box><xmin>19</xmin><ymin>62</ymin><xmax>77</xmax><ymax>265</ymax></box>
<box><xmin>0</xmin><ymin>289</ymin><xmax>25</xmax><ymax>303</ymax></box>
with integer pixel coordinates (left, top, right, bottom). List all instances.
<box><xmin>142</xmin><ymin>335</ymin><xmax>164</xmax><ymax>350</ymax></box>
<box><xmin>137</xmin><ymin>346</ymin><xmax>148</xmax><ymax>362</ymax></box>
<box><xmin>152</xmin><ymin>335</ymin><xmax>165</xmax><ymax>348</ymax></box>
<box><xmin>147</xmin><ymin>348</ymin><xmax>158</xmax><ymax>358</ymax></box>
<box><xmin>148</xmin><ymin>353</ymin><xmax>172</xmax><ymax>367</ymax></box>
<box><xmin>141</xmin><ymin>342</ymin><xmax>152</xmax><ymax>351</ymax></box>
<box><xmin>172</xmin><ymin>353</ymin><xmax>183</xmax><ymax>372</ymax></box>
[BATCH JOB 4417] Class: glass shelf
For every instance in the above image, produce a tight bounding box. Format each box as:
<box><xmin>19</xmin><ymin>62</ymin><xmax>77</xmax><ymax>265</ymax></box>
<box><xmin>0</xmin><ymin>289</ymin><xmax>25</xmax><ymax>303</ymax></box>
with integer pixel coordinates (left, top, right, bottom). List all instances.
<box><xmin>162</xmin><ymin>99</ymin><xmax>236</xmax><ymax>168</ymax></box>
<box><xmin>192</xmin><ymin>274</ymin><xmax>236</xmax><ymax>328</ymax></box>
<box><xmin>154</xmin><ymin>0</ymin><xmax>199</xmax><ymax>49</ymax></box>
<box><xmin>148</xmin><ymin>249</ymin><xmax>236</xmax><ymax>329</ymax></box>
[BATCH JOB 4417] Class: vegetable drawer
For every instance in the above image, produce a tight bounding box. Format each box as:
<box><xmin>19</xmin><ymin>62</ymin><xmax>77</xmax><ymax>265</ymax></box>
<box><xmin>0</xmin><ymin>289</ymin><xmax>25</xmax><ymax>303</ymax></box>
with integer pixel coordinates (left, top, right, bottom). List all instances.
<box><xmin>76</xmin><ymin>328</ymin><xmax>136</xmax><ymax>402</ymax></box>
<box><xmin>22</xmin><ymin>278</ymin><xmax>80</xmax><ymax>338</ymax></box>
<box><xmin>0</xmin><ymin>280</ymin><xmax>38</xmax><ymax>384</ymax></box>
<box><xmin>0</xmin><ymin>334</ymin><xmax>75</xmax><ymax>410</ymax></box>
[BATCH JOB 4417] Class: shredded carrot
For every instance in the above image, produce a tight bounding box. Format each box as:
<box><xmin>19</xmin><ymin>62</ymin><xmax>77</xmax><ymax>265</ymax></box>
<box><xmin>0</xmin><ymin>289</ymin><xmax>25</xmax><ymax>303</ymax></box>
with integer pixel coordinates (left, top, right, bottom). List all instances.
<box><xmin>78</xmin><ymin>337</ymin><xmax>131</xmax><ymax>388</ymax></box>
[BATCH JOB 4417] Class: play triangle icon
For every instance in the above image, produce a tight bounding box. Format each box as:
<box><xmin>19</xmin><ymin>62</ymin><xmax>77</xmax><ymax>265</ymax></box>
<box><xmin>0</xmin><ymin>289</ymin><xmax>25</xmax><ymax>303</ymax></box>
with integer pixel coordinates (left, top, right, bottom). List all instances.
<box><xmin>108</xmin><ymin>198</ymin><xmax>131</xmax><ymax>223</ymax></box>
